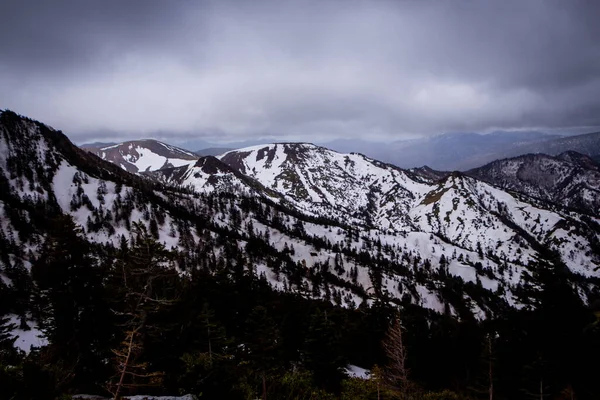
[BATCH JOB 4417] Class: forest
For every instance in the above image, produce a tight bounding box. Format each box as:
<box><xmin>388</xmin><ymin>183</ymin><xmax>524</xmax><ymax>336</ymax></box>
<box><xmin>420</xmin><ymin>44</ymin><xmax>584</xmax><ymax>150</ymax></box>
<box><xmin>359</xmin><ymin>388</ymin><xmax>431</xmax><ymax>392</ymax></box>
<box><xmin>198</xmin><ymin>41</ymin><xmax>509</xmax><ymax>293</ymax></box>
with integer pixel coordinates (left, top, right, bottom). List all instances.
<box><xmin>1</xmin><ymin>214</ymin><xmax>600</xmax><ymax>399</ymax></box>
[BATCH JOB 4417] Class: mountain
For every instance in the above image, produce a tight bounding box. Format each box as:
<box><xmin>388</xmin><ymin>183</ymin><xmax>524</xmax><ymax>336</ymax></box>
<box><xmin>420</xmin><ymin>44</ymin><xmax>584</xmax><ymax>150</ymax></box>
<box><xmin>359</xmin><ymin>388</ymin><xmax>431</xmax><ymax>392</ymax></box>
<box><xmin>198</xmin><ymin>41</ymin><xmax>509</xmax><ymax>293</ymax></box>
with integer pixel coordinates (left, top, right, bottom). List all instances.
<box><xmin>3</xmin><ymin>110</ymin><xmax>600</xmax><ymax>398</ymax></box>
<box><xmin>79</xmin><ymin>141</ymin><xmax>118</xmax><ymax>149</ymax></box>
<box><xmin>408</xmin><ymin>166</ymin><xmax>450</xmax><ymax>181</ymax></box>
<box><xmin>216</xmin><ymin>143</ymin><xmax>433</xmax><ymax>229</ymax></box>
<box><xmin>81</xmin><ymin>139</ymin><xmax>198</xmax><ymax>173</ymax></box>
<box><xmin>502</xmin><ymin>131</ymin><xmax>600</xmax><ymax>159</ymax></box>
<box><xmin>467</xmin><ymin>151</ymin><xmax>600</xmax><ymax>215</ymax></box>
<box><xmin>2</xmin><ymin>112</ymin><xmax>598</xmax><ymax>320</ymax></box>
<box><xmin>158</xmin><ymin>142</ymin><xmax>600</xmax><ymax>311</ymax></box>
<box><xmin>177</xmin><ymin>138</ymin><xmax>279</xmax><ymax>153</ymax></box>
<box><xmin>88</xmin><ymin>130</ymin><xmax>600</xmax><ymax>173</ymax></box>
<box><xmin>154</xmin><ymin>155</ymin><xmax>267</xmax><ymax>195</ymax></box>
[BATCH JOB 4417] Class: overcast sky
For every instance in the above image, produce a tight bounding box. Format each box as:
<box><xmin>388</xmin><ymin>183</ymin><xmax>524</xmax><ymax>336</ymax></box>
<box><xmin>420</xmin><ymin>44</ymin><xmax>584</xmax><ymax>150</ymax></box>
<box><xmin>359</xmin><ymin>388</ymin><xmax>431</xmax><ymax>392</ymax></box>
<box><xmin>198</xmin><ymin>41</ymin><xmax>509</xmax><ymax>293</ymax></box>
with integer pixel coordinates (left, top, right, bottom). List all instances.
<box><xmin>1</xmin><ymin>0</ymin><xmax>600</xmax><ymax>144</ymax></box>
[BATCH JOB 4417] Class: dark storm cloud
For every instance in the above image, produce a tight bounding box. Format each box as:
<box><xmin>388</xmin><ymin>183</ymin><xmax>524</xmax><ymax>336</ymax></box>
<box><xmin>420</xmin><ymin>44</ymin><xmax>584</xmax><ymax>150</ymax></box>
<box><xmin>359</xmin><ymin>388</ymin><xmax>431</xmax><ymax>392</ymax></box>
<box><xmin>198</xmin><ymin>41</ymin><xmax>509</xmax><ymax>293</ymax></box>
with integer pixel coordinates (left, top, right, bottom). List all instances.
<box><xmin>1</xmin><ymin>0</ymin><xmax>599</xmax><ymax>142</ymax></box>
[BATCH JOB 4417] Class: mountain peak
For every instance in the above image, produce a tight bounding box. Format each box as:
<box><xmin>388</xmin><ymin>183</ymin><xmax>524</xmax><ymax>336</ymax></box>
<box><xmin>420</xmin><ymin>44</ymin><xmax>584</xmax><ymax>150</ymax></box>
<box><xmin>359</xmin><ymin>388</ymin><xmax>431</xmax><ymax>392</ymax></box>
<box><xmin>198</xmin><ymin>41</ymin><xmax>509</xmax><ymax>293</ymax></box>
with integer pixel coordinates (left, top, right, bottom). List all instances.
<box><xmin>82</xmin><ymin>139</ymin><xmax>198</xmax><ymax>173</ymax></box>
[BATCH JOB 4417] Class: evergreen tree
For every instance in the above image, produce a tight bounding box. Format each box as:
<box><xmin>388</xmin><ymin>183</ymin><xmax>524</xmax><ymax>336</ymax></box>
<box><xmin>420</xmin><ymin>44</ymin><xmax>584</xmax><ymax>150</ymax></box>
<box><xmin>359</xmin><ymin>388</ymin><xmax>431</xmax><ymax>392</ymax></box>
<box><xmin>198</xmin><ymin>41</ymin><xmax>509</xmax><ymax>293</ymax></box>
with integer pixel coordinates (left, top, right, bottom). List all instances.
<box><xmin>31</xmin><ymin>215</ymin><xmax>111</xmax><ymax>393</ymax></box>
<box><xmin>382</xmin><ymin>311</ymin><xmax>411</xmax><ymax>396</ymax></box>
<box><xmin>304</xmin><ymin>309</ymin><xmax>345</xmax><ymax>391</ymax></box>
<box><xmin>243</xmin><ymin>305</ymin><xmax>281</xmax><ymax>400</ymax></box>
<box><xmin>468</xmin><ymin>332</ymin><xmax>496</xmax><ymax>400</ymax></box>
<box><xmin>0</xmin><ymin>313</ymin><xmax>17</xmax><ymax>362</ymax></box>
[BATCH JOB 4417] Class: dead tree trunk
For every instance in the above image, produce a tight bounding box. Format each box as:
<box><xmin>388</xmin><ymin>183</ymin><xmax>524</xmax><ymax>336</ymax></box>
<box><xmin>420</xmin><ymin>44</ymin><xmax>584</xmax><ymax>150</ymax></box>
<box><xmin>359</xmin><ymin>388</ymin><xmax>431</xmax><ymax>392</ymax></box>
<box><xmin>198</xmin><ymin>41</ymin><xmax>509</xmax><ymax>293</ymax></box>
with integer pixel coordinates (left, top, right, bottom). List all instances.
<box><xmin>111</xmin><ymin>327</ymin><xmax>139</xmax><ymax>400</ymax></box>
<box><xmin>488</xmin><ymin>335</ymin><xmax>493</xmax><ymax>400</ymax></box>
<box><xmin>382</xmin><ymin>311</ymin><xmax>410</xmax><ymax>394</ymax></box>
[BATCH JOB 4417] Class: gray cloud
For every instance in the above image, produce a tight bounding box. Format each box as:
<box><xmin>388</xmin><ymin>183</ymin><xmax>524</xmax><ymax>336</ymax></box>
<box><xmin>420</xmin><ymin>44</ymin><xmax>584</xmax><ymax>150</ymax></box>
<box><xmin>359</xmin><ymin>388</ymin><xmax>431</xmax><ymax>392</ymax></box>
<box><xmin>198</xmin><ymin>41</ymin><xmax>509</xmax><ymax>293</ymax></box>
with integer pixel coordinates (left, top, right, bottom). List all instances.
<box><xmin>1</xmin><ymin>0</ymin><xmax>599</xmax><ymax>143</ymax></box>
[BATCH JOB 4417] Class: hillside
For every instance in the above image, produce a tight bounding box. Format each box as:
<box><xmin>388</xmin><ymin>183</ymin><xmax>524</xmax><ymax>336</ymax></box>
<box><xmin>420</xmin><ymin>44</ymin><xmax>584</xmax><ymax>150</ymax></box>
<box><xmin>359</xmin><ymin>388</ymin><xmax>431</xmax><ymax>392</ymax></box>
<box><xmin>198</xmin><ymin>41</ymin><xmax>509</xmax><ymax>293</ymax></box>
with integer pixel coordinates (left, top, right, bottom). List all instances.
<box><xmin>507</xmin><ymin>131</ymin><xmax>600</xmax><ymax>159</ymax></box>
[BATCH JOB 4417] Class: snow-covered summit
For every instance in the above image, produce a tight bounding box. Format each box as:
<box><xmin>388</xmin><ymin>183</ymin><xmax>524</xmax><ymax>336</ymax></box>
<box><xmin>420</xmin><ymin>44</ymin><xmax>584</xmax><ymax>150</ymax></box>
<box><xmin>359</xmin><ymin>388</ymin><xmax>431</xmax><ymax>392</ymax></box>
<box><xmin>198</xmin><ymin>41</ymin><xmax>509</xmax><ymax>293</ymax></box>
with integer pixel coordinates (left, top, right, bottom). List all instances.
<box><xmin>215</xmin><ymin>143</ymin><xmax>434</xmax><ymax>228</ymax></box>
<box><xmin>82</xmin><ymin>139</ymin><xmax>198</xmax><ymax>173</ymax></box>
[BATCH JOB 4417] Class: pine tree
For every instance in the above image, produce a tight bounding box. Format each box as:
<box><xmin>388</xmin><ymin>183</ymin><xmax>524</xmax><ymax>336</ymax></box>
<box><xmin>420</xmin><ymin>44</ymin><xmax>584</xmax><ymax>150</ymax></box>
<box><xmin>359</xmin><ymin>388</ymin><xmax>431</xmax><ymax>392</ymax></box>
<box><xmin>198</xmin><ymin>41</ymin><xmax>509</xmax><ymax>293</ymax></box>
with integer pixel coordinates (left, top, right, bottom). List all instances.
<box><xmin>243</xmin><ymin>305</ymin><xmax>281</xmax><ymax>400</ymax></box>
<box><xmin>31</xmin><ymin>215</ymin><xmax>111</xmax><ymax>393</ymax></box>
<box><xmin>0</xmin><ymin>313</ymin><xmax>17</xmax><ymax>362</ymax></box>
<box><xmin>468</xmin><ymin>332</ymin><xmax>496</xmax><ymax>400</ymax></box>
<box><xmin>304</xmin><ymin>309</ymin><xmax>345</xmax><ymax>391</ymax></box>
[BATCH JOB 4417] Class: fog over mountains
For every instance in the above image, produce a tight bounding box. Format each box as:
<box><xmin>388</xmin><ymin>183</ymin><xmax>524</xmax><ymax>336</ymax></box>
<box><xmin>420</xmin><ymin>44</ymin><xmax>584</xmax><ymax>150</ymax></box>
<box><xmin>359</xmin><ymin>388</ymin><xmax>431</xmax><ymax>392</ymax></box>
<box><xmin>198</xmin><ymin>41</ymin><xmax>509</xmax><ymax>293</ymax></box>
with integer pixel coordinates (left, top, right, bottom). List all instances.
<box><xmin>319</xmin><ymin>131</ymin><xmax>600</xmax><ymax>171</ymax></box>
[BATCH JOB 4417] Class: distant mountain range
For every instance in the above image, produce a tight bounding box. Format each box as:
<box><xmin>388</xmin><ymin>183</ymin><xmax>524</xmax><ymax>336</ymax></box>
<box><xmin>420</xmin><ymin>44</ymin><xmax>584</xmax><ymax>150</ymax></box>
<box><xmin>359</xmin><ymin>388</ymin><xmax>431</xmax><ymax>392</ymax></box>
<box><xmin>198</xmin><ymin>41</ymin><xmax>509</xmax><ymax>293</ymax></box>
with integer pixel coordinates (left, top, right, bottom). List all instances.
<box><xmin>322</xmin><ymin>131</ymin><xmax>600</xmax><ymax>171</ymax></box>
<box><xmin>194</xmin><ymin>147</ymin><xmax>233</xmax><ymax>157</ymax></box>
<box><xmin>78</xmin><ymin>132</ymin><xmax>600</xmax><ymax>219</ymax></box>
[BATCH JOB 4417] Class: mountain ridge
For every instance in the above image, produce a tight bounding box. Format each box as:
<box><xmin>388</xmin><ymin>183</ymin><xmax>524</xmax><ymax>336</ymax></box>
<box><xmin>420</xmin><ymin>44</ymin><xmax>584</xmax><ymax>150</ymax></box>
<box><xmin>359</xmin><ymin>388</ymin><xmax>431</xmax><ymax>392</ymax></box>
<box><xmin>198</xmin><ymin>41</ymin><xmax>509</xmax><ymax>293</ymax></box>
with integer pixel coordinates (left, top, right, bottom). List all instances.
<box><xmin>467</xmin><ymin>151</ymin><xmax>600</xmax><ymax>216</ymax></box>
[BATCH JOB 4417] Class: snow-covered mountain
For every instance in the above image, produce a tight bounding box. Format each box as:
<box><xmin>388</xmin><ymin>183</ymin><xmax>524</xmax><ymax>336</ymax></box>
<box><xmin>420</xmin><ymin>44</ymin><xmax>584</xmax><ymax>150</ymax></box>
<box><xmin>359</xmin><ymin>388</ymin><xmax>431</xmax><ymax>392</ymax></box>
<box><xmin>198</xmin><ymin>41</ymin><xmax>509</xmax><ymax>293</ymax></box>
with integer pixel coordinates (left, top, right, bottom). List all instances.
<box><xmin>216</xmin><ymin>143</ymin><xmax>434</xmax><ymax>229</ymax></box>
<box><xmin>159</xmin><ymin>143</ymin><xmax>600</xmax><ymax>305</ymax></box>
<box><xmin>82</xmin><ymin>139</ymin><xmax>198</xmax><ymax>173</ymax></box>
<box><xmin>2</xmin><ymin>111</ymin><xmax>600</xmax><ymax>327</ymax></box>
<box><xmin>468</xmin><ymin>151</ymin><xmax>600</xmax><ymax>215</ymax></box>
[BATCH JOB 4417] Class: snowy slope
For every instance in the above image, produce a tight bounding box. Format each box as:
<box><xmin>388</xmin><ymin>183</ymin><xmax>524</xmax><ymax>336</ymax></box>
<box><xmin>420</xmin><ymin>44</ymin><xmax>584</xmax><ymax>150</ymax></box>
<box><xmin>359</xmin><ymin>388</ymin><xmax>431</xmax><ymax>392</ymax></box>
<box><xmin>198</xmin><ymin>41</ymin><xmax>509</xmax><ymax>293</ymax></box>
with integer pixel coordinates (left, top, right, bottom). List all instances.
<box><xmin>218</xmin><ymin>143</ymin><xmax>433</xmax><ymax>229</ymax></box>
<box><xmin>164</xmin><ymin>142</ymin><xmax>600</xmax><ymax>311</ymax></box>
<box><xmin>152</xmin><ymin>155</ymin><xmax>273</xmax><ymax>196</ymax></box>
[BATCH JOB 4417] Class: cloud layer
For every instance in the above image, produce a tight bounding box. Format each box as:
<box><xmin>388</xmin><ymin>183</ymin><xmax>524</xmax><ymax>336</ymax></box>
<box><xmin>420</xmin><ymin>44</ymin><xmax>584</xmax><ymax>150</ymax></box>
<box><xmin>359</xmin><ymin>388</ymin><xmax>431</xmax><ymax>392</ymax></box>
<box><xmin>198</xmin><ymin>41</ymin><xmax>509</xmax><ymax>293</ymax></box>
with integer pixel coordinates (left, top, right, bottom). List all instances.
<box><xmin>1</xmin><ymin>0</ymin><xmax>600</xmax><ymax>142</ymax></box>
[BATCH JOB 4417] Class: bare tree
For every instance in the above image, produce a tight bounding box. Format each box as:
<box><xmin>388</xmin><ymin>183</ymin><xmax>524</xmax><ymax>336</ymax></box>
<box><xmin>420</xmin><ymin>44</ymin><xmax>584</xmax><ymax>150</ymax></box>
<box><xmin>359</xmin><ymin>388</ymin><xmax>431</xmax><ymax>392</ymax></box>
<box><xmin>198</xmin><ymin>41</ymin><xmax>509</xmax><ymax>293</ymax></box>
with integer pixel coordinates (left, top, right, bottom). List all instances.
<box><xmin>108</xmin><ymin>327</ymin><xmax>164</xmax><ymax>399</ymax></box>
<box><xmin>468</xmin><ymin>333</ymin><xmax>496</xmax><ymax>400</ymax></box>
<box><xmin>382</xmin><ymin>310</ymin><xmax>410</xmax><ymax>394</ymax></box>
<box><xmin>487</xmin><ymin>334</ymin><xmax>494</xmax><ymax>400</ymax></box>
<box><xmin>106</xmin><ymin>222</ymin><xmax>179</xmax><ymax>399</ymax></box>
